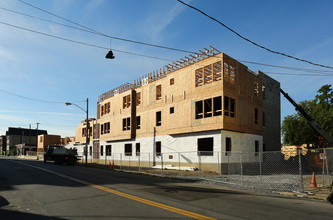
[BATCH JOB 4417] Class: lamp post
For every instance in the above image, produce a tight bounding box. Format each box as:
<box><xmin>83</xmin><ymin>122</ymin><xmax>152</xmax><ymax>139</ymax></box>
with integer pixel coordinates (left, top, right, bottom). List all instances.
<box><xmin>66</xmin><ymin>98</ymin><xmax>89</xmax><ymax>164</ymax></box>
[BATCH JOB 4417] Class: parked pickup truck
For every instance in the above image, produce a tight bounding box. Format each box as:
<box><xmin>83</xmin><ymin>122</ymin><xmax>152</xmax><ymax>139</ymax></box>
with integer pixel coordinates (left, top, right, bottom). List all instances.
<box><xmin>44</xmin><ymin>145</ymin><xmax>79</xmax><ymax>165</ymax></box>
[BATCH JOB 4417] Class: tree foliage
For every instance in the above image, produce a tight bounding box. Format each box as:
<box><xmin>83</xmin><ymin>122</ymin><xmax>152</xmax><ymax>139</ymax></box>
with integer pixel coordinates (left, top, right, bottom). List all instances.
<box><xmin>282</xmin><ymin>84</ymin><xmax>333</xmax><ymax>147</ymax></box>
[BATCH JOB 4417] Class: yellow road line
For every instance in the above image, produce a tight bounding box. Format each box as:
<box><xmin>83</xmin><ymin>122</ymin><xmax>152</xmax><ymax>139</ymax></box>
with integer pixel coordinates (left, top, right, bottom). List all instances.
<box><xmin>15</xmin><ymin>161</ymin><xmax>216</xmax><ymax>220</ymax></box>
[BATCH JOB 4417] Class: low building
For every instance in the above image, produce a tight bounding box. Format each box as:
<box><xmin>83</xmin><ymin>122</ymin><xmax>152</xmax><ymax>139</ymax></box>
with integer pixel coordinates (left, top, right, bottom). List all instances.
<box><xmin>37</xmin><ymin>134</ymin><xmax>61</xmax><ymax>157</ymax></box>
<box><xmin>0</xmin><ymin>135</ymin><xmax>6</xmax><ymax>154</ymax></box>
<box><xmin>5</xmin><ymin>127</ymin><xmax>47</xmax><ymax>155</ymax></box>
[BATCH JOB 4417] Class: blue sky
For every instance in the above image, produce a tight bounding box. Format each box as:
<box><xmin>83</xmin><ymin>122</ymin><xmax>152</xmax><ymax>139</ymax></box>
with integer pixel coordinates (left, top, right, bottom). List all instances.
<box><xmin>0</xmin><ymin>0</ymin><xmax>332</xmax><ymax>138</ymax></box>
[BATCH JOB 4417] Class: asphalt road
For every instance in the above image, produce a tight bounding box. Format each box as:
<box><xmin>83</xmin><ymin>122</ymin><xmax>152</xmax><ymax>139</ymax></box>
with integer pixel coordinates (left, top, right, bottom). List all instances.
<box><xmin>1</xmin><ymin>157</ymin><xmax>333</xmax><ymax>220</ymax></box>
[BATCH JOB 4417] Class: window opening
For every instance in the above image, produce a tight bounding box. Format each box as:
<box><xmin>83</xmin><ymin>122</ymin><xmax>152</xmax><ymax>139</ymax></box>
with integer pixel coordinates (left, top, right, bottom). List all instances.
<box><xmin>156</xmin><ymin>85</ymin><xmax>162</xmax><ymax>100</ymax></box>
<box><xmin>170</xmin><ymin>107</ymin><xmax>174</xmax><ymax>114</ymax></box>
<box><xmin>106</xmin><ymin>145</ymin><xmax>111</xmax><ymax>156</ymax></box>
<box><xmin>170</xmin><ymin>78</ymin><xmax>174</xmax><ymax>85</ymax></box>
<box><xmin>204</xmin><ymin>65</ymin><xmax>213</xmax><ymax>85</ymax></box>
<box><xmin>136</xmin><ymin>143</ymin><xmax>140</xmax><ymax>156</ymax></box>
<box><xmin>204</xmin><ymin>98</ymin><xmax>212</xmax><ymax>118</ymax></box>
<box><xmin>122</xmin><ymin>117</ymin><xmax>131</xmax><ymax>131</ymax></box>
<box><xmin>255</xmin><ymin>108</ymin><xmax>258</xmax><ymax>124</ymax></box>
<box><xmin>195</xmin><ymin>68</ymin><xmax>203</xmax><ymax>87</ymax></box>
<box><xmin>195</xmin><ymin>100</ymin><xmax>203</xmax><ymax>119</ymax></box>
<box><xmin>100</xmin><ymin>124</ymin><xmax>104</xmax><ymax>135</ymax></box>
<box><xmin>255</xmin><ymin>140</ymin><xmax>259</xmax><ymax>156</ymax></box>
<box><xmin>127</xmin><ymin>117</ymin><xmax>131</xmax><ymax>130</ymax></box>
<box><xmin>89</xmin><ymin>146</ymin><xmax>92</xmax><ymax>156</ymax></box>
<box><xmin>136</xmin><ymin>92</ymin><xmax>141</xmax><ymax>106</ymax></box>
<box><xmin>100</xmin><ymin>145</ymin><xmax>103</xmax><ymax>156</ymax></box>
<box><xmin>254</xmin><ymin>82</ymin><xmax>259</xmax><ymax>96</ymax></box>
<box><xmin>156</xmin><ymin>111</ymin><xmax>161</xmax><ymax>126</ymax></box>
<box><xmin>125</xmin><ymin>144</ymin><xmax>132</xmax><ymax>156</ymax></box>
<box><xmin>225</xmin><ymin>137</ymin><xmax>232</xmax><ymax>156</ymax></box>
<box><xmin>136</xmin><ymin>116</ymin><xmax>141</xmax><ymax>129</ymax></box>
<box><xmin>213</xmin><ymin>96</ymin><xmax>222</xmax><ymax>116</ymax></box>
<box><xmin>224</xmin><ymin>96</ymin><xmax>235</xmax><ymax>117</ymax></box>
<box><xmin>156</xmin><ymin>141</ymin><xmax>161</xmax><ymax>156</ymax></box>
<box><xmin>213</xmin><ymin>61</ymin><xmax>222</xmax><ymax>81</ymax></box>
<box><xmin>197</xmin><ymin>137</ymin><xmax>213</xmax><ymax>156</ymax></box>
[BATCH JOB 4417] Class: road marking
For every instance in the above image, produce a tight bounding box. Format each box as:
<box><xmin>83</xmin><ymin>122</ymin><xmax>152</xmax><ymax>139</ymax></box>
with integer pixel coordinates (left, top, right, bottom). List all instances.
<box><xmin>14</xmin><ymin>161</ymin><xmax>216</xmax><ymax>220</ymax></box>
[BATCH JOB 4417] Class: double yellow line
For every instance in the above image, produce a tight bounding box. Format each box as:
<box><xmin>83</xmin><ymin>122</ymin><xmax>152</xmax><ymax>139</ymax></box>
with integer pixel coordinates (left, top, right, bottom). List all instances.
<box><xmin>16</xmin><ymin>161</ymin><xmax>216</xmax><ymax>220</ymax></box>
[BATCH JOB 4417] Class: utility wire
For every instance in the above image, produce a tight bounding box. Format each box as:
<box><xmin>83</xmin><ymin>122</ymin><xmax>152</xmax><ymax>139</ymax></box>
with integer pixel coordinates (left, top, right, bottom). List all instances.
<box><xmin>263</xmin><ymin>72</ymin><xmax>333</xmax><ymax>76</ymax></box>
<box><xmin>0</xmin><ymin>21</ymin><xmax>174</xmax><ymax>62</ymax></box>
<box><xmin>176</xmin><ymin>0</ymin><xmax>333</xmax><ymax>70</ymax></box>
<box><xmin>16</xmin><ymin>0</ymin><xmax>193</xmax><ymax>54</ymax></box>
<box><xmin>0</xmin><ymin>89</ymin><xmax>85</xmax><ymax>104</ymax></box>
<box><xmin>4</xmin><ymin>5</ymin><xmax>333</xmax><ymax>75</ymax></box>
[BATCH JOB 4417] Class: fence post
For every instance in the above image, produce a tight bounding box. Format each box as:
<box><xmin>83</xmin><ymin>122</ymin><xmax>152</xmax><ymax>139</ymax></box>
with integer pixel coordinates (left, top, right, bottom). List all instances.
<box><xmin>120</xmin><ymin>153</ymin><xmax>122</xmax><ymax>170</ymax></box>
<box><xmin>148</xmin><ymin>153</ymin><xmax>151</xmax><ymax>168</ymax></box>
<box><xmin>298</xmin><ymin>150</ymin><xmax>304</xmax><ymax>191</ymax></box>
<box><xmin>138</xmin><ymin>153</ymin><xmax>141</xmax><ymax>172</ymax></box>
<box><xmin>178</xmin><ymin>152</ymin><xmax>181</xmax><ymax>171</ymax></box>
<box><xmin>240</xmin><ymin>152</ymin><xmax>243</xmax><ymax>186</ymax></box>
<box><xmin>161</xmin><ymin>153</ymin><xmax>164</xmax><ymax>176</ymax></box>
<box><xmin>228</xmin><ymin>153</ymin><xmax>230</xmax><ymax>180</ymax></box>
<box><xmin>217</xmin><ymin>152</ymin><xmax>221</xmax><ymax>175</ymax></box>
<box><xmin>259</xmin><ymin>151</ymin><xmax>262</xmax><ymax>184</ymax></box>
<box><xmin>199</xmin><ymin>151</ymin><xmax>202</xmax><ymax>177</ymax></box>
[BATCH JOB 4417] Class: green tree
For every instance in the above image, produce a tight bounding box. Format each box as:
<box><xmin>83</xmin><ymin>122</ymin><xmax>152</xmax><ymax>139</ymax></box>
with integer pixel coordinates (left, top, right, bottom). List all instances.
<box><xmin>282</xmin><ymin>84</ymin><xmax>333</xmax><ymax>147</ymax></box>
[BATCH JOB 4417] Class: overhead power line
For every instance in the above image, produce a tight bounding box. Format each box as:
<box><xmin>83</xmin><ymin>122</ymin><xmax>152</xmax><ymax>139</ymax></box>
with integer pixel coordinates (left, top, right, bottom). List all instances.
<box><xmin>2</xmin><ymin>19</ymin><xmax>333</xmax><ymax>77</ymax></box>
<box><xmin>16</xmin><ymin>0</ymin><xmax>193</xmax><ymax>54</ymax></box>
<box><xmin>9</xmin><ymin>2</ymin><xmax>333</xmax><ymax>74</ymax></box>
<box><xmin>0</xmin><ymin>89</ymin><xmax>85</xmax><ymax>104</ymax></box>
<box><xmin>0</xmin><ymin>21</ymin><xmax>174</xmax><ymax>62</ymax></box>
<box><xmin>176</xmin><ymin>0</ymin><xmax>333</xmax><ymax>70</ymax></box>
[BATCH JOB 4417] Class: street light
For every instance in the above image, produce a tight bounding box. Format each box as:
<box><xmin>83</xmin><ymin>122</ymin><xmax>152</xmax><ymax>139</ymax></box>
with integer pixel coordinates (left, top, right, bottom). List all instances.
<box><xmin>66</xmin><ymin>98</ymin><xmax>89</xmax><ymax>164</ymax></box>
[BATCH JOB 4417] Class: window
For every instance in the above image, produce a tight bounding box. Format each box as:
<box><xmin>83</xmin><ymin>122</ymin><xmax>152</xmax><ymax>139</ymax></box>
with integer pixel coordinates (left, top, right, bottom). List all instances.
<box><xmin>170</xmin><ymin>78</ymin><xmax>174</xmax><ymax>85</ymax></box>
<box><xmin>123</xmin><ymin>95</ymin><xmax>131</xmax><ymax>109</ymax></box>
<box><xmin>125</xmin><ymin>144</ymin><xmax>132</xmax><ymax>156</ymax></box>
<box><xmin>223</xmin><ymin>61</ymin><xmax>235</xmax><ymax>84</ymax></box>
<box><xmin>156</xmin><ymin>111</ymin><xmax>161</xmax><ymax>126</ymax></box>
<box><xmin>82</xmin><ymin>128</ymin><xmax>86</xmax><ymax>137</ymax></box>
<box><xmin>136</xmin><ymin>92</ymin><xmax>141</xmax><ymax>106</ymax></box>
<box><xmin>255</xmin><ymin>108</ymin><xmax>258</xmax><ymax>124</ymax></box>
<box><xmin>136</xmin><ymin>116</ymin><xmax>141</xmax><ymax>129</ymax></box>
<box><xmin>204</xmin><ymin>98</ymin><xmax>212</xmax><ymax>118</ymax></box>
<box><xmin>254</xmin><ymin>82</ymin><xmax>259</xmax><ymax>96</ymax></box>
<box><xmin>136</xmin><ymin>143</ymin><xmax>140</xmax><ymax>156</ymax></box>
<box><xmin>255</xmin><ymin>141</ymin><xmax>259</xmax><ymax>156</ymax></box>
<box><xmin>100</xmin><ymin>145</ymin><xmax>103</xmax><ymax>156</ymax></box>
<box><xmin>195</xmin><ymin>61</ymin><xmax>222</xmax><ymax>87</ymax></box>
<box><xmin>224</xmin><ymin>96</ymin><xmax>235</xmax><ymax>117</ymax></box>
<box><xmin>127</xmin><ymin>117</ymin><xmax>131</xmax><ymax>130</ymax></box>
<box><xmin>102</xmin><ymin>122</ymin><xmax>110</xmax><ymax>134</ymax></box>
<box><xmin>123</xmin><ymin>117</ymin><xmax>131</xmax><ymax>131</ymax></box>
<box><xmin>156</xmin><ymin>141</ymin><xmax>161</xmax><ymax>156</ymax></box>
<box><xmin>106</xmin><ymin>145</ymin><xmax>112</xmax><ymax>156</ymax></box>
<box><xmin>197</xmin><ymin>137</ymin><xmax>213</xmax><ymax>156</ymax></box>
<box><xmin>213</xmin><ymin>96</ymin><xmax>222</xmax><ymax>116</ymax></box>
<box><xmin>170</xmin><ymin>107</ymin><xmax>174</xmax><ymax>114</ymax></box>
<box><xmin>156</xmin><ymin>85</ymin><xmax>162</xmax><ymax>100</ymax></box>
<box><xmin>40</xmin><ymin>136</ymin><xmax>43</xmax><ymax>143</ymax></box>
<box><xmin>225</xmin><ymin>137</ymin><xmax>232</xmax><ymax>156</ymax></box>
<box><xmin>101</xmin><ymin>105</ymin><xmax>104</xmax><ymax>116</ymax></box>
<box><xmin>195</xmin><ymin>100</ymin><xmax>203</xmax><ymax>119</ymax></box>
<box><xmin>89</xmin><ymin>146</ymin><xmax>92</xmax><ymax>156</ymax></box>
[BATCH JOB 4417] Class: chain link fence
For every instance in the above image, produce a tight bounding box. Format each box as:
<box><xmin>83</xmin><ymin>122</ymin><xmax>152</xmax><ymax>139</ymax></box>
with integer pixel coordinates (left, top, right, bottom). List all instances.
<box><xmin>75</xmin><ymin>147</ymin><xmax>333</xmax><ymax>193</ymax></box>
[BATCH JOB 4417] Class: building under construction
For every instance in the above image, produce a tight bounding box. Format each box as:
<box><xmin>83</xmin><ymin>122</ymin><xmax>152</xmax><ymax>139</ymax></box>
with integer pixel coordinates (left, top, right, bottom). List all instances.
<box><xmin>73</xmin><ymin>47</ymin><xmax>280</xmax><ymax>167</ymax></box>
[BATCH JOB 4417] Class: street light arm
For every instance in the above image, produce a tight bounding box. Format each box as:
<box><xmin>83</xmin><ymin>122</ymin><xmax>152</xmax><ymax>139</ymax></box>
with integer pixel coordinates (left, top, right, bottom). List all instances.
<box><xmin>66</xmin><ymin>102</ymin><xmax>87</xmax><ymax>113</ymax></box>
